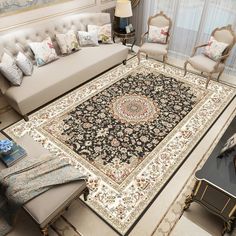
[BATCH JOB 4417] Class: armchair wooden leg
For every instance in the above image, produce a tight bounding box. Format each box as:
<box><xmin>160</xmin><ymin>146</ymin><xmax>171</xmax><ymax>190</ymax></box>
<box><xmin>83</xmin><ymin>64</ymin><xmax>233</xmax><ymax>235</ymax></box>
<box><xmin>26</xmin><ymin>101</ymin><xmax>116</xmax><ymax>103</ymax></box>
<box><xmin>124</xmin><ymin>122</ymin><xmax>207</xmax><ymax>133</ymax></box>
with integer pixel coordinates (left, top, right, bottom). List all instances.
<box><xmin>206</xmin><ymin>74</ymin><xmax>212</xmax><ymax>88</ymax></box>
<box><xmin>137</xmin><ymin>50</ymin><xmax>141</xmax><ymax>65</ymax></box>
<box><xmin>217</xmin><ymin>70</ymin><xmax>224</xmax><ymax>82</ymax></box>
<box><xmin>183</xmin><ymin>61</ymin><xmax>189</xmax><ymax>77</ymax></box>
<box><xmin>163</xmin><ymin>55</ymin><xmax>167</xmax><ymax>69</ymax></box>
<box><xmin>146</xmin><ymin>54</ymin><xmax>148</xmax><ymax>60</ymax></box>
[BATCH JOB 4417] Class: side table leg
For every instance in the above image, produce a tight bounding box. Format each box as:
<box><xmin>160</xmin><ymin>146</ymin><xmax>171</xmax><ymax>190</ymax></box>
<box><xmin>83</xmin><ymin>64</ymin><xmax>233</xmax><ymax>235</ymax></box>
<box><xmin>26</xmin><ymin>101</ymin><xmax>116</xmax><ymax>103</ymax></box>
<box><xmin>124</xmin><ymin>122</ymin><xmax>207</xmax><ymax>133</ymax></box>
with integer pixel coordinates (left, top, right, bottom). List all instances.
<box><xmin>122</xmin><ymin>39</ymin><xmax>127</xmax><ymax>46</ymax></box>
<box><xmin>41</xmin><ymin>227</ymin><xmax>49</xmax><ymax>236</ymax></box>
<box><xmin>183</xmin><ymin>181</ymin><xmax>198</xmax><ymax>211</ymax></box>
<box><xmin>183</xmin><ymin>192</ymin><xmax>194</xmax><ymax>211</ymax></box>
<box><xmin>222</xmin><ymin>217</ymin><xmax>235</xmax><ymax>235</ymax></box>
<box><xmin>131</xmin><ymin>38</ymin><xmax>136</xmax><ymax>52</ymax></box>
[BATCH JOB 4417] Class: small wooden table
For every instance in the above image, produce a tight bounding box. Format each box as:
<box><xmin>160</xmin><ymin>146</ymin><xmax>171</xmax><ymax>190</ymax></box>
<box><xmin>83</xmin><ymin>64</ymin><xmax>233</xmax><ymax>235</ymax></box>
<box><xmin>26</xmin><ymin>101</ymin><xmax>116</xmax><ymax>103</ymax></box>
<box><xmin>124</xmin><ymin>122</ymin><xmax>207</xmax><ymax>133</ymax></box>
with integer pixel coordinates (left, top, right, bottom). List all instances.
<box><xmin>184</xmin><ymin>134</ymin><xmax>236</xmax><ymax>235</ymax></box>
<box><xmin>113</xmin><ymin>30</ymin><xmax>136</xmax><ymax>51</ymax></box>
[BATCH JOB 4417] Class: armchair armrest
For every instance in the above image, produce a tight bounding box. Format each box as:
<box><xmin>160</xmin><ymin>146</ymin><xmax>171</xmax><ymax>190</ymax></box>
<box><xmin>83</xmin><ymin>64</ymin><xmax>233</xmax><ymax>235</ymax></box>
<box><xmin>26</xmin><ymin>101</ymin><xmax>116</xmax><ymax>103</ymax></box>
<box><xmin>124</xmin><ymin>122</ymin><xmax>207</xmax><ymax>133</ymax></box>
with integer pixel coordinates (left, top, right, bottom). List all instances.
<box><xmin>140</xmin><ymin>31</ymin><xmax>148</xmax><ymax>46</ymax></box>
<box><xmin>213</xmin><ymin>53</ymin><xmax>230</xmax><ymax>71</ymax></box>
<box><xmin>166</xmin><ymin>33</ymin><xmax>171</xmax><ymax>49</ymax></box>
<box><xmin>191</xmin><ymin>43</ymin><xmax>208</xmax><ymax>57</ymax></box>
<box><xmin>217</xmin><ymin>53</ymin><xmax>230</xmax><ymax>61</ymax></box>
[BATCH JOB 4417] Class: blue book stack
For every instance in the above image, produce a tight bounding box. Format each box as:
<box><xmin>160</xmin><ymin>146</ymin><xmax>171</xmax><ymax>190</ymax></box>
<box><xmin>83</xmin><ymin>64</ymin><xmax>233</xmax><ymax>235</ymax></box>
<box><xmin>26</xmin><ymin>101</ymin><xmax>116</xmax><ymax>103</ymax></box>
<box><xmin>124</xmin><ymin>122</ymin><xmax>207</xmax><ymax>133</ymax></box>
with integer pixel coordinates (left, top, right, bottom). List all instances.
<box><xmin>1</xmin><ymin>143</ymin><xmax>27</xmax><ymax>167</ymax></box>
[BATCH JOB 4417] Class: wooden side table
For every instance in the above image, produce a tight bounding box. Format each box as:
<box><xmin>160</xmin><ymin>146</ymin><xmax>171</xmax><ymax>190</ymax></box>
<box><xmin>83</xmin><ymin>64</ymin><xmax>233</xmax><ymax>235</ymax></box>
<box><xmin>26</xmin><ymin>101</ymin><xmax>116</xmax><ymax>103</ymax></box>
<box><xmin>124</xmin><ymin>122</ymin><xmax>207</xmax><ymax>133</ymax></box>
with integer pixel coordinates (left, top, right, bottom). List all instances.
<box><xmin>113</xmin><ymin>30</ymin><xmax>136</xmax><ymax>51</ymax></box>
<box><xmin>184</xmin><ymin>137</ymin><xmax>236</xmax><ymax>235</ymax></box>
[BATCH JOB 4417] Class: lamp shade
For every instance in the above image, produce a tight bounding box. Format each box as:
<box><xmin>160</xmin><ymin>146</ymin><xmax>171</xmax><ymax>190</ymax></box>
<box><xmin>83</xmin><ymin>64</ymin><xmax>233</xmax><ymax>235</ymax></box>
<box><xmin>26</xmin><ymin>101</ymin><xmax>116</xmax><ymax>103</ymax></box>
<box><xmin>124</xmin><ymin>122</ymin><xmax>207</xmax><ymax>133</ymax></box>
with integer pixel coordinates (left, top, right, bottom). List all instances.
<box><xmin>115</xmin><ymin>0</ymin><xmax>133</xmax><ymax>18</ymax></box>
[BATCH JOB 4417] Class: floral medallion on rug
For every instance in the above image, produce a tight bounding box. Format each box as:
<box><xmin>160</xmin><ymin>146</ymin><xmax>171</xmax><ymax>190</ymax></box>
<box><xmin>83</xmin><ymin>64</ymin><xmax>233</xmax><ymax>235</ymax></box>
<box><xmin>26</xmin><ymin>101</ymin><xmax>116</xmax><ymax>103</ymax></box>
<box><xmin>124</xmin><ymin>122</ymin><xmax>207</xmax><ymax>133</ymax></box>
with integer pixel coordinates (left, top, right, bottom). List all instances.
<box><xmin>5</xmin><ymin>57</ymin><xmax>236</xmax><ymax>235</ymax></box>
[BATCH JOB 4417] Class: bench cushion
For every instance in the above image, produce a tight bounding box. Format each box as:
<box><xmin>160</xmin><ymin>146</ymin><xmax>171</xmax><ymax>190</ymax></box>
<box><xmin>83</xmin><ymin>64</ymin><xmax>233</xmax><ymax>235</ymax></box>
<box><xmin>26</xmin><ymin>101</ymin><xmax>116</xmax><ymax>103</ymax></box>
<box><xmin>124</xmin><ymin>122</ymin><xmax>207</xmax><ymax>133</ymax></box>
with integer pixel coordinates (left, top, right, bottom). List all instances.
<box><xmin>24</xmin><ymin>181</ymin><xmax>86</xmax><ymax>228</ymax></box>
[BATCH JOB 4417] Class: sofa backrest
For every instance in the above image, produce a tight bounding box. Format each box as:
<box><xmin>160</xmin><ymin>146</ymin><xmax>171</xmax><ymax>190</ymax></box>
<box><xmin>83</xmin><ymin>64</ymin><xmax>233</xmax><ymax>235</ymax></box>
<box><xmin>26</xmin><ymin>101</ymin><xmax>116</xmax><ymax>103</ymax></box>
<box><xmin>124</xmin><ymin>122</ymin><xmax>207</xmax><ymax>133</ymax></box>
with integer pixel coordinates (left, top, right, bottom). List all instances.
<box><xmin>0</xmin><ymin>12</ymin><xmax>111</xmax><ymax>93</ymax></box>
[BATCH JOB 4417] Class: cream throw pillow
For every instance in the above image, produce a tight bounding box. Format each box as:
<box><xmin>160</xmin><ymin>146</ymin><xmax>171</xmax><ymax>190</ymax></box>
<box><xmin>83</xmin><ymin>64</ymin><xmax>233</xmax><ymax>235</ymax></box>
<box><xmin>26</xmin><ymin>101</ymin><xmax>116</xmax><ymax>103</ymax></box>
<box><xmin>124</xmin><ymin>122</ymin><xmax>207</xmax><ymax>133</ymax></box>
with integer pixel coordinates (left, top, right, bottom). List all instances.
<box><xmin>204</xmin><ymin>36</ymin><xmax>228</xmax><ymax>61</ymax></box>
<box><xmin>16</xmin><ymin>52</ymin><xmax>34</xmax><ymax>76</ymax></box>
<box><xmin>56</xmin><ymin>30</ymin><xmax>80</xmax><ymax>54</ymax></box>
<box><xmin>148</xmin><ymin>25</ymin><xmax>169</xmax><ymax>44</ymax></box>
<box><xmin>78</xmin><ymin>31</ymin><xmax>99</xmax><ymax>46</ymax></box>
<box><xmin>29</xmin><ymin>37</ymin><xmax>58</xmax><ymax>67</ymax></box>
<box><xmin>0</xmin><ymin>53</ymin><xmax>23</xmax><ymax>86</ymax></box>
<box><xmin>87</xmin><ymin>24</ymin><xmax>112</xmax><ymax>44</ymax></box>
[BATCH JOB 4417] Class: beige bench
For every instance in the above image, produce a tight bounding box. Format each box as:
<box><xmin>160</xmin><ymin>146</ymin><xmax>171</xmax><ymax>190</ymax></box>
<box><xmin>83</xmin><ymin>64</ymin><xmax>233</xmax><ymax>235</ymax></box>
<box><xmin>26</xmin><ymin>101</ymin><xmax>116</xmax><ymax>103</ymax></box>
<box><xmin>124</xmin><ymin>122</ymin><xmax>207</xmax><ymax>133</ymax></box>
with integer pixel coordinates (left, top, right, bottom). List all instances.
<box><xmin>0</xmin><ymin>135</ymin><xmax>89</xmax><ymax>236</ymax></box>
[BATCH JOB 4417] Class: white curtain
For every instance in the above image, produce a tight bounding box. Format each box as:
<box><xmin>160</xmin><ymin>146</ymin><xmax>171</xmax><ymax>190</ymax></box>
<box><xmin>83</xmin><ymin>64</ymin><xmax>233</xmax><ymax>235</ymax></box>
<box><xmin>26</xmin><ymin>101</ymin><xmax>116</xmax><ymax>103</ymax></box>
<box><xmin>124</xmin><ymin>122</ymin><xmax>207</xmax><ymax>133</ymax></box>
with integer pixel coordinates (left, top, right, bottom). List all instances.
<box><xmin>132</xmin><ymin>0</ymin><xmax>236</xmax><ymax>75</ymax></box>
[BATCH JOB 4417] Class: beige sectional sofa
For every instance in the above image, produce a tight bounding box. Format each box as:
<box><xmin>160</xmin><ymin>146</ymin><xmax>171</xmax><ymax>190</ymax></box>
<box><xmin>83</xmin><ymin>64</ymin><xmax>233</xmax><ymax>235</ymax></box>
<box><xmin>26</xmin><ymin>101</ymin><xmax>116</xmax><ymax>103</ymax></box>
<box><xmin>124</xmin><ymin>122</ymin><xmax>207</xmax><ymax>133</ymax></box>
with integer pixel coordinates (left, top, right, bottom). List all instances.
<box><xmin>0</xmin><ymin>13</ymin><xmax>129</xmax><ymax>120</ymax></box>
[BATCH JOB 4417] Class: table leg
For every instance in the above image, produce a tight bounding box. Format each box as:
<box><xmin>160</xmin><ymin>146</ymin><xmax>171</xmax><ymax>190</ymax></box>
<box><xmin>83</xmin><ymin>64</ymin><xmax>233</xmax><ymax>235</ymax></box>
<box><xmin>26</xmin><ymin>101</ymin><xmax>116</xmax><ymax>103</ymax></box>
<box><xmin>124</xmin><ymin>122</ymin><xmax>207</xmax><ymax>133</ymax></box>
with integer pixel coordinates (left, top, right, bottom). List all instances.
<box><xmin>122</xmin><ymin>39</ymin><xmax>127</xmax><ymax>46</ymax></box>
<box><xmin>183</xmin><ymin>192</ymin><xmax>194</xmax><ymax>211</ymax></box>
<box><xmin>131</xmin><ymin>38</ymin><xmax>136</xmax><ymax>52</ymax></box>
<box><xmin>222</xmin><ymin>216</ymin><xmax>235</xmax><ymax>235</ymax></box>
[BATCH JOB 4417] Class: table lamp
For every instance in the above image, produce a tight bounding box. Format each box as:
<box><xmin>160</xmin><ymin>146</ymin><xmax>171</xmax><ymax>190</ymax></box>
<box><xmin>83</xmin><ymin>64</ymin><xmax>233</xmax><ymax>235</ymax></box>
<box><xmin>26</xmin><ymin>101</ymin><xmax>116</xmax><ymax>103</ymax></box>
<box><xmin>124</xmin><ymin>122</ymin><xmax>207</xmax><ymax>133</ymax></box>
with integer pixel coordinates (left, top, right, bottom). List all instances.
<box><xmin>115</xmin><ymin>0</ymin><xmax>133</xmax><ymax>33</ymax></box>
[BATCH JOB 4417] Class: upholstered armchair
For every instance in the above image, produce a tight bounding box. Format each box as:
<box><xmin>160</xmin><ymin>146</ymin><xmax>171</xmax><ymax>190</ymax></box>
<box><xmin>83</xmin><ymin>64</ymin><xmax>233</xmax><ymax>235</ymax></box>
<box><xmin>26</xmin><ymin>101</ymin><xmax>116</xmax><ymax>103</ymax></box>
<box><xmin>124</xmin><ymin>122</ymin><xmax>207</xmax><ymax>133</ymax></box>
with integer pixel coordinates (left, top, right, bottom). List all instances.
<box><xmin>184</xmin><ymin>25</ymin><xmax>236</xmax><ymax>88</ymax></box>
<box><xmin>137</xmin><ymin>11</ymin><xmax>172</xmax><ymax>67</ymax></box>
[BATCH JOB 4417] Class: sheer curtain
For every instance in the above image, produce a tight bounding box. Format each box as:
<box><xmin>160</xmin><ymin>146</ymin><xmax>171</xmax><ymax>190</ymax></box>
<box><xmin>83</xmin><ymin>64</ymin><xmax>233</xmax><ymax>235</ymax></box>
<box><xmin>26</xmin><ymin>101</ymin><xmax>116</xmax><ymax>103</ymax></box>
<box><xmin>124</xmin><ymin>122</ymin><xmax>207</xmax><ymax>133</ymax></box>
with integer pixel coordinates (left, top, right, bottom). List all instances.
<box><xmin>132</xmin><ymin>0</ymin><xmax>236</xmax><ymax>75</ymax></box>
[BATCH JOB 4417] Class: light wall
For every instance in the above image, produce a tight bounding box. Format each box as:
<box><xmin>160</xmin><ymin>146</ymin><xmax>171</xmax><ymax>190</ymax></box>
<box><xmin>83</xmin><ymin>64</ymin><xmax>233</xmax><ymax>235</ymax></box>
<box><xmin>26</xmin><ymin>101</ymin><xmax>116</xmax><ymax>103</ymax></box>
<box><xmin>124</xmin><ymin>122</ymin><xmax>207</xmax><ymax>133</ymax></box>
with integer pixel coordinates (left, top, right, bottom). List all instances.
<box><xmin>0</xmin><ymin>0</ymin><xmax>115</xmax><ymax>32</ymax></box>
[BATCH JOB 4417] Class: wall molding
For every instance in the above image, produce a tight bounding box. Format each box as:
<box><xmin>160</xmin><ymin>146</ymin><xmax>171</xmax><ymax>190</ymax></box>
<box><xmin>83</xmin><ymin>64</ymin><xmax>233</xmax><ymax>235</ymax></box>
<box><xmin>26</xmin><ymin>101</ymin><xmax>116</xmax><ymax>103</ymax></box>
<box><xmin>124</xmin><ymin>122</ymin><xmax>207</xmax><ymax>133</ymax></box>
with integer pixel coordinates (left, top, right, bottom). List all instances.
<box><xmin>0</xmin><ymin>0</ymin><xmax>111</xmax><ymax>32</ymax></box>
<box><xmin>0</xmin><ymin>0</ymin><xmax>73</xmax><ymax>17</ymax></box>
<box><xmin>0</xmin><ymin>2</ymin><xmax>97</xmax><ymax>32</ymax></box>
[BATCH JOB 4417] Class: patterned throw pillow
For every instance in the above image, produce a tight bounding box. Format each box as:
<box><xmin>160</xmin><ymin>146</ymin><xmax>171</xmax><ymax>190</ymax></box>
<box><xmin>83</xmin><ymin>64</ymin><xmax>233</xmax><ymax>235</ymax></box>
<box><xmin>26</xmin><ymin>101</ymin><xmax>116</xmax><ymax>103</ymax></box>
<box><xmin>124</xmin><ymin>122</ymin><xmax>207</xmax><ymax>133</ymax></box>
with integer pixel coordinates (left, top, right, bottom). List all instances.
<box><xmin>204</xmin><ymin>36</ymin><xmax>228</xmax><ymax>61</ymax></box>
<box><xmin>29</xmin><ymin>37</ymin><xmax>59</xmax><ymax>67</ymax></box>
<box><xmin>56</xmin><ymin>30</ymin><xmax>80</xmax><ymax>54</ymax></box>
<box><xmin>16</xmin><ymin>52</ymin><xmax>34</xmax><ymax>76</ymax></box>
<box><xmin>148</xmin><ymin>25</ymin><xmax>169</xmax><ymax>44</ymax></box>
<box><xmin>87</xmin><ymin>24</ymin><xmax>112</xmax><ymax>44</ymax></box>
<box><xmin>77</xmin><ymin>31</ymin><xmax>99</xmax><ymax>47</ymax></box>
<box><xmin>0</xmin><ymin>53</ymin><xmax>23</xmax><ymax>86</ymax></box>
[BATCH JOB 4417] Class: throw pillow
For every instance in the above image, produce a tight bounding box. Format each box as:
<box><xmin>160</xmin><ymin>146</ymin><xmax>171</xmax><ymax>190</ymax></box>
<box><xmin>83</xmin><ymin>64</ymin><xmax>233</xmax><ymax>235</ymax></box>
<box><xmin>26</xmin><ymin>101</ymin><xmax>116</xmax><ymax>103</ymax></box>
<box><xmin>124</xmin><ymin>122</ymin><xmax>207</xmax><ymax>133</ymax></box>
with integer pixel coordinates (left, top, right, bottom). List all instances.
<box><xmin>204</xmin><ymin>36</ymin><xmax>228</xmax><ymax>61</ymax></box>
<box><xmin>87</xmin><ymin>24</ymin><xmax>112</xmax><ymax>44</ymax></box>
<box><xmin>0</xmin><ymin>53</ymin><xmax>23</xmax><ymax>86</ymax></box>
<box><xmin>77</xmin><ymin>31</ymin><xmax>99</xmax><ymax>47</ymax></box>
<box><xmin>148</xmin><ymin>25</ymin><xmax>169</xmax><ymax>44</ymax></box>
<box><xmin>29</xmin><ymin>37</ymin><xmax>58</xmax><ymax>67</ymax></box>
<box><xmin>16</xmin><ymin>52</ymin><xmax>34</xmax><ymax>76</ymax></box>
<box><xmin>56</xmin><ymin>30</ymin><xmax>80</xmax><ymax>54</ymax></box>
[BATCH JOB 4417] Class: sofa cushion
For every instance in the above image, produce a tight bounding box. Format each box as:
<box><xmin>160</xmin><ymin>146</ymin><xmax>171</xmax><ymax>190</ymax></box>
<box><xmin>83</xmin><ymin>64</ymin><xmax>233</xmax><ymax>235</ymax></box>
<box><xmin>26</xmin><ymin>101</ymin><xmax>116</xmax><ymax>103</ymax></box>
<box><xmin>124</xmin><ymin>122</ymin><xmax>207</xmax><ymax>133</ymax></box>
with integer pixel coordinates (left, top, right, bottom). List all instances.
<box><xmin>87</xmin><ymin>24</ymin><xmax>112</xmax><ymax>44</ymax></box>
<box><xmin>5</xmin><ymin>44</ymin><xmax>128</xmax><ymax>115</ymax></box>
<box><xmin>0</xmin><ymin>53</ymin><xmax>23</xmax><ymax>86</ymax></box>
<box><xmin>78</xmin><ymin>31</ymin><xmax>99</xmax><ymax>47</ymax></box>
<box><xmin>16</xmin><ymin>52</ymin><xmax>34</xmax><ymax>76</ymax></box>
<box><xmin>29</xmin><ymin>37</ymin><xmax>59</xmax><ymax>67</ymax></box>
<box><xmin>56</xmin><ymin>30</ymin><xmax>80</xmax><ymax>55</ymax></box>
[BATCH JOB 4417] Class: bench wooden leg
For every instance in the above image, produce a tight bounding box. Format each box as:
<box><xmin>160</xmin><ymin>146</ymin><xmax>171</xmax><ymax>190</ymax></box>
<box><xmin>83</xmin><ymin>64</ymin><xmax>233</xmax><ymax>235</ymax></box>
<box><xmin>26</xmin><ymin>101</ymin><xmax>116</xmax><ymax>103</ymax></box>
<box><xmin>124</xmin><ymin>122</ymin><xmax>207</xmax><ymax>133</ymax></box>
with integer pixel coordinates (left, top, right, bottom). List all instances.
<box><xmin>23</xmin><ymin>115</ymin><xmax>29</xmax><ymax>121</ymax></box>
<box><xmin>41</xmin><ymin>227</ymin><xmax>49</xmax><ymax>236</ymax></box>
<box><xmin>83</xmin><ymin>187</ymin><xmax>89</xmax><ymax>201</ymax></box>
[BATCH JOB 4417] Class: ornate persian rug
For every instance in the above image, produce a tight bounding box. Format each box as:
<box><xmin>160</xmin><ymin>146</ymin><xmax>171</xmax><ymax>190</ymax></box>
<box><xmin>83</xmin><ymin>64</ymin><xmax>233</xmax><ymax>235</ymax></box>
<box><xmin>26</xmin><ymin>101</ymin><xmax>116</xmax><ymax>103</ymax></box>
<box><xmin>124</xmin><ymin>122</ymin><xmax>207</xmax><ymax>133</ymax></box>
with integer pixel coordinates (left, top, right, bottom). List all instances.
<box><xmin>5</xmin><ymin>57</ymin><xmax>236</xmax><ymax>235</ymax></box>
